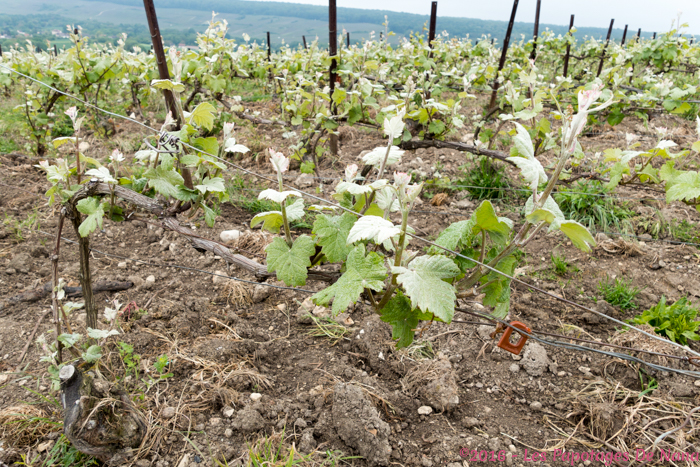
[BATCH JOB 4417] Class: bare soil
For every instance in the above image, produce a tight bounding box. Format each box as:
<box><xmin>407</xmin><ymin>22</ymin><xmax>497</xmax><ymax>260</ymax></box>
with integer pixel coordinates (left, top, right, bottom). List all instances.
<box><xmin>1</xmin><ymin>106</ymin><xmax>700</xmax><ymax>467</ymax></box>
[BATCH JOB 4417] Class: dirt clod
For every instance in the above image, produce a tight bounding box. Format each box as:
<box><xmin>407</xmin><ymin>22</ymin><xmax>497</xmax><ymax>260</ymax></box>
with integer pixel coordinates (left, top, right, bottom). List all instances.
<box><xmin>332</xmin><ymin>383</ymin><xmax>392</xmax><ymax>465</ymax></box>
<box><xmin>521</xmin><ymin>342</ymin><xmax>551</xmax><ymax>376</ymax></box>
<box><xmin>232</xmin><ymin>406</ymin><xmax>265</xmax><ymax>433</ymax></box>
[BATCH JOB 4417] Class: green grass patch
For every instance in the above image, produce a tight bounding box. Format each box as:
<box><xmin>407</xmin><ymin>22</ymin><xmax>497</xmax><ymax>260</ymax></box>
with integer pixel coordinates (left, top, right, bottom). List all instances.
<box><xmin>598</xmin><ymin>276</ymin><xmax>640</xmax><ymax>310</ymax></box>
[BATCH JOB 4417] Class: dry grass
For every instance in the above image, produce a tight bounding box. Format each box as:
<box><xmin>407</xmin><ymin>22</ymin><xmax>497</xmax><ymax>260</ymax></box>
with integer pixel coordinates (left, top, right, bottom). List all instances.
<box><xmin>541</xmin><ymin>379</ymin><xmax>700</xmax><ymax>465</ymax></box>
<box><xmin>227</xmin><ymin>230</ymin><xmax>275</xmax><ymax>257</ymax></box>
<box><xmin>597</xmin><ymin>237</ymin><xmax>645</xmax><ymax>256</ymax></box>
<box><xmin>215</xmin><ymin>281</ymin><xmax>253</xmax><ymax>308</ymax></box>
<box><xmin>0</xmin><ymin>404</ymin><xmax>58</xmax><ymax>448</ymax></box>
<box><xmin>611</xmin><ymin>324</ymin><xmax>685</xmax><ymax>369</ymax></box>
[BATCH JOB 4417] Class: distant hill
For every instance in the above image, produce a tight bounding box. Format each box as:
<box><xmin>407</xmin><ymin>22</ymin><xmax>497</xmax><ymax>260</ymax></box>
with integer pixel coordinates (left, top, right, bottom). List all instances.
<box><xmin>0</xmin><ymin>0</ymin><xmax>662</xmax><ymax>51</ymax></box>
<box><xmin>82</xmin><ymin>0</ymin><xmax>652</xmax><ymax>42</ymax></box>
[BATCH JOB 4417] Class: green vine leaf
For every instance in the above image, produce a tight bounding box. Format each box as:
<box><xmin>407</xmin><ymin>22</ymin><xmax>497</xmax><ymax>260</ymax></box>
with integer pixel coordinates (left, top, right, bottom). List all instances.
<box><xmin>392</xmin><ymin>255</ymin><xmax>460</xmax><ymax>322</ymax></box>
<box><xmin>312</xmin><ymin>213</ymin><xmax>357</xmax><ymax>263</ymax></box>
<box><xmin>76</xmin><ymin>197</ymin><xmax>104</xmax><ymax>237</ymax></box>
<box><xmin>551</xmin><ymin>219</ymin><xmax>597</xmax><ymax>252</ymax></box>
<box><xmin>430</xmin><ymin>218</ymin><xmax>476</xmax><ymax>253</ymax></box>
<box><xmin>143</xmin><ymin>165</ymin><xmax>185</xmax><ymax>198</ymax></box>
<box><xmin>83</xmin><ymin>345</ymin><xmax>103</xmax><ymax>363</ymax></box>
<box><xmin>189</xmin><ymin>102</ymin><xmax>217</xmax><ymax>131</ymax></box>
<box><xmin>286</xmin><ymin>197</ymin><xmax>306</xmax><ymax>222</ymax></box>
<box><xmin>251</xmin><ymin>211</ymin><xmax>284</xmax><ymax>233</ymax></box>
<box><xmin>347</xmin><ymin>215</ymin><xmax>400</xmax><ymax>245</ymax></box>
<box><xmin>312</xmin><ymin>244</ymin><xmax>386</xmax><ymax>314</ymax></box>
<box><xmin>265</xmin><ymin>235</ymin><xmax>316</xmax><ymax>286</ymax></box>
<box><xmin>474</xmin><ymin>200</ymin><xmax>513</xmax><ymax>246</ymax></box>
<box><xmin>195</xmin><ymin>176</ymin><xmax>226</xmax><ymax>194</ymax></box>
<box><xmin>380</xmin><ymin>292</ymin><xmax>419</xmax><ymax>348</ymax></box>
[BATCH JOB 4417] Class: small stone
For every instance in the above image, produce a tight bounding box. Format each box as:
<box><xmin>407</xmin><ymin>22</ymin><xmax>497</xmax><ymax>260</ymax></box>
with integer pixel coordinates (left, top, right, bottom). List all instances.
<box><xmin>299</xmin><ymin>428</ymin><xmax>317</xmax><ymax>453</ymax></box>
<box><xmin>209</xmin><ymin>417</ymin><xmax>222</xmax><ymax>426</ymax></box>
<box><xmin>658</xmin><ymin>260</ymin><xmax>667</xmax><ymax>268</ymax></box>
<box><xmin>145</xmin><ymin>275</ymin><xmax>156</xmax><ymax>288</ymax></box>
<box><xmin>509</xmin><ymin>363</ymin><xmax>520</xmax><ymax>373</ymax></box>
<box><xmin>224</xmin><ymin>428</ymin><xmax>233</xmax><ymax>438</ymax></box>
<box><xmin>37</xmin><ymin>440</ymin><xmax>54</xmax><ymax>452</ymax></box>
<box><xmin>464</xmin><ymin>417</ymin><xmax>480</xmax><ymax>428</ymax></box>
<box><xmin>294</xmin><ymin>417</ymin><xmax>307</xmax><ymax>428</ymax></box>
<box><xmin>417</xmin><ymin>406</ymin><xmax>433</xmax><ymax>415</ymax></box>
<box><xmin>529</xmin><ymin>401</ymin><xmax>543</xmax><ymax>411</ymax></box>
<box><xmin>161</xmin><ymin>407</ymin><xmax>176</xmax><ymax>419</ymax></box>
<box><xmin>509</xmin><ymin>445</ymin><xmax>517</xmax><ymax>453</ymax></box>
<box><xmin>222</xmin><ymin>406</ymin><xmax>235</xmax><ymax>418</ymax></box>
<box><xmin>421</xmin><ymin>457</ymin><xmax>433</xmax><ymax>467</ymax></box>
<box><xmin>118</xmin><ymin>262</ymin><xmax>127</xmax><ymax>269</ymax></box>
<box><xmin>250</xmin><ymin>392</ymin><xmax>262</xmax><ymax>402</ymax></box>
<box><xmin>453</xmin><ymin>199</ymin><xmax>474</xmax><ymax>210</ymax></box>
<box><xmin>253</xmin><ymin>285</ymin><xmax>271</xmax><ymax>303</ymax></box>
<box><xmin>213</xmin><ymin>271</ymin><xmax>228</xmax><ymax>285</ymax></box>
<box><xmin>578</xmin><ymin>366</ymin><xmax>593</xmax><ymax>377</ymax></box>
<box><xmin>295</xmin><ymin>173</ymin><xmax>315</xmax><ymax>187</ymax></box>
<box><xmin>220</xmin><ymin>230</ymin><xmax>242</xmax><ymax>243</ymax></box>
<box><xmin>694</xmin><ymin>380</ymin><xmax>700</xmax><ymax>387</ymax></box>
<box><xmin>5</xmin><ymin>268</ymin><xmax>16</xmax><ymax>275</ymax></box>
<box><xmin>0</xmin><ymin>374</ymin><xmax>8</xmax><ymax>384</ymax></box>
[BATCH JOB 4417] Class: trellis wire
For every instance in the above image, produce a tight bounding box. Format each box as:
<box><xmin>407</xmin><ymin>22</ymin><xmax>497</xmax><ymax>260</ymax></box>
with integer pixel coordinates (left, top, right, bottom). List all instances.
<box><xmin>13</xmin><ymin>225</ymin><xmax>700</xmax><ymax>377</ymax></box>
<box><xmin>3</xmin><ymin>65</ymin><xmax>699</xmax><ymax>361</ymax></box>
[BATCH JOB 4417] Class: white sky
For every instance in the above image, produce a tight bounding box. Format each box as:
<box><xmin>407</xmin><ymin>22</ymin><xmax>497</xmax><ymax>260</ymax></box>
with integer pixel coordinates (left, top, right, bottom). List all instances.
<box><xmin>249</xmin><ymin>0</ymin><xmax>699</xmax><ymax>33</ymax></box>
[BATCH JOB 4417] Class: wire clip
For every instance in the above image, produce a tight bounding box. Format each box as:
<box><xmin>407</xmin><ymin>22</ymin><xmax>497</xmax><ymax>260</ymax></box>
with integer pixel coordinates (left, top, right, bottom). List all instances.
<box><xmin>497</xmin><ymin>321</ymin><xmax>531</xmax><ymax>356</ymax></box>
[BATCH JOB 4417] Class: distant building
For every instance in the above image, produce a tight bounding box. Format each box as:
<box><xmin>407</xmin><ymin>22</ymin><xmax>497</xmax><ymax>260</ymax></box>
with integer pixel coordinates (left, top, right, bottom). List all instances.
<box><xmin>16</xmin><ymin>30</ymin><xmax>30</xmax><ymax>37</ymax></box>
<box><xmin>51</xmin><ymin>29</ymin><xmax>70</xmax><ymax>38</ymax></box>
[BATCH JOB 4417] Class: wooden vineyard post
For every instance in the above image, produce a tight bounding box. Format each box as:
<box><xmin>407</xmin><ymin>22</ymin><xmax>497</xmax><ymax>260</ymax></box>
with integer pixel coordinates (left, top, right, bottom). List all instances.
<box><xmin>596</xmin><ymin>18</ymin><xmax>614</xmax><ymax>77</ymax></box>
<box><xmin>141</xmin><ymin>0</ymin><xmax>194</xmax><ymax>191</ymax></box>
<box><xmin>346</xmin><ymin>32</ymin><xmax>350</xmax><ymax>47</ymax></box>
<box><xmin>54</xmin><ymin>44</ymin><xmax>58</xmax><ymax>56</ymax></box>
<box><xmin>329</xmin><ymin>0</ymin><xmax>338</xmax><ymax>156</ymax></box>
<box><xmin>529</xmin><ymin>0</ymin><xmax>541</xmax><ymax>60</ymax></box>
<box><xmin>302</xmin><ymin>35</ymin><xmax>307</xmax><ymax>49</ymax></box>
<box><xmin>488</xmin><ymin>0</ymin><xmax>519</xmax><ymax>111</ymax></box>
<box><xmin>267</xmin><ymin>31</ymin><xmax>271</xmax><ymax>61</ymax></box>
<box><xmin>563</xmin><ymin>15</ymin><xmax>574</xmax><ymax>78</ymax></box>
<box><xmin>0</xmin><ymin>44</ymin><xmax>3</xmax><ymax>57</ymax></box>
<box><xmin>428</xmin><ymin>1</ymin><xmax>437</xmax><ymax>52</ymax></box>
<box><xmin>142</xmin><ymin>0</ymin><xmax>179</xmax><ymax>126</ymax></box>
<box><xmin>636</xmin><ymin>28</ymin><xmax>641</xmax><ymax>42</ymax></box>
<box><xmin>425</xmin><ymin>1</ymin><xmax>437</xmax><ymax>99</ymax></box>
<box><xmin>621</xmin><ymin>24</ymin><xmax>628</xmax><ymax>46</ymax></box>
<box><xmin>653</xmin><ymin>32</ymin><xmax>657</xmax><ymax>39</ymax></box>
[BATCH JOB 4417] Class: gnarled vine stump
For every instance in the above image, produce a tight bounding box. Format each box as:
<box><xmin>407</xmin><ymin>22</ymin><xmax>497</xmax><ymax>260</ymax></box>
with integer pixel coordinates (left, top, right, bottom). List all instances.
<box><xmin>60</xmin><ymin>365</ymin><xmax>147</xmax><ymax>465</ymax></box>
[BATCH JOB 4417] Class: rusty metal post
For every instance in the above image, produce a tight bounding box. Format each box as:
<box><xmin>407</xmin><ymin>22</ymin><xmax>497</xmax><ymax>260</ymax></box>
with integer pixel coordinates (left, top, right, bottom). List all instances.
<box><xmin>621</xmin><ymin>24</ymin><xmax>628</xmax><ymax>46</ymax></box>
<box><xmin>329</xmin><ymin>0</ymin><xmax>338</xmax><ymax>155</ymax></box>
<box><xmin>596</xmin><ymin>19</ymin><xmax>614</xmax><ymax>77</ymax></box>
<box><xmin>529</xmin><ymin>0</ymin><xmax>541</xmax><ymax>60</ymax></box>
<box><xmin>488</xmin><ymin>0</ymin><xmax>519</xmax><ymax>111</ymax></box>
<box><xmin>563</xmin><ymin>15</ymin><xmax>574</xmax><ymax>77</ymax></box>
<box><xmin>142</xmin><ymin>0</ymin><xmax>178</xmax><ymax>125</ymax></box>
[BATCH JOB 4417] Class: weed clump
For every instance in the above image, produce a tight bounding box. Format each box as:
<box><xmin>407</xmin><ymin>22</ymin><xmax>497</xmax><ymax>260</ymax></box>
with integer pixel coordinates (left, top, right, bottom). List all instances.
<box><xmin>629</xmin><ymin>296</ymin><xmax>700</xmax><ymax>346</ymax></box>
<box><xmin>598</xmin><ymin>276</ymin><xmax>640</xmax><ymax>310</ymax></box>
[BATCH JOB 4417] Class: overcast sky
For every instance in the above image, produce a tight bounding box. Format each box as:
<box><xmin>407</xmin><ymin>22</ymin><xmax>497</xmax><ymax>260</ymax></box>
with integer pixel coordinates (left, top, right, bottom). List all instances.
<box><xmin>251</xmin><ymin>0</ymin><xmax>699</xmax><ymax>33</ymax></box>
